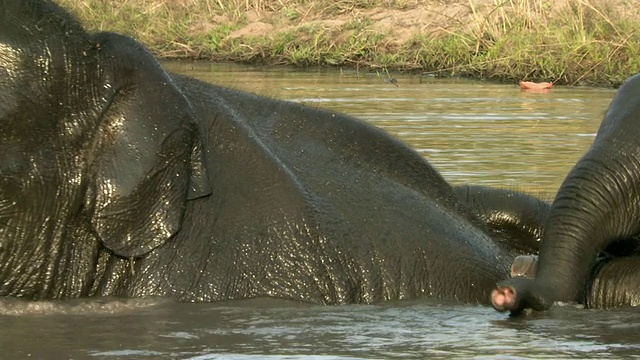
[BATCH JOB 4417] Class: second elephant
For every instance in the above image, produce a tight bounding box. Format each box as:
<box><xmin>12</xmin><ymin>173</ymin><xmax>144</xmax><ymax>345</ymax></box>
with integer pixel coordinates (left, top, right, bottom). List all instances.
<box><xmin>492</xmin><ymin>73</ymin><xmax>640</xmax><ymax>313</ymax></box>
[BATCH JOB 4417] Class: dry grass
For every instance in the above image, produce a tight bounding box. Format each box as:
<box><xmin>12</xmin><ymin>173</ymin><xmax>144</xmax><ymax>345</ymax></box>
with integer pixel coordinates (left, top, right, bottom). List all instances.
<box><xmin>58</xmin><ymin>0</ymin><xmax>640</xmax><ymax>86</ymax></box>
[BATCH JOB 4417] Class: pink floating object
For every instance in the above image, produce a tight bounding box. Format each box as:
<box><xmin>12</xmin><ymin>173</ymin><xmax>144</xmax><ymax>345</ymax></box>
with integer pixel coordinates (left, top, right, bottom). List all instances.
<box><xmin>519</xmin><ymin>81</ymin><xmax>553</xmax><ymax>90</ymax></box>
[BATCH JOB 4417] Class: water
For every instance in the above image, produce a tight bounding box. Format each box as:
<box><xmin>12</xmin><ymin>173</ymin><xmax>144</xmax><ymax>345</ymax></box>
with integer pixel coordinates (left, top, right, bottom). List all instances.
<box><xmin>2</xmin><ymin>63</ymin><xmax>635</xmax><ymax>359</ymax></box>
<box><xmin>4</xmin><ymin>299</ymin><xmax>640</xmax><ymax>359</ymax></box>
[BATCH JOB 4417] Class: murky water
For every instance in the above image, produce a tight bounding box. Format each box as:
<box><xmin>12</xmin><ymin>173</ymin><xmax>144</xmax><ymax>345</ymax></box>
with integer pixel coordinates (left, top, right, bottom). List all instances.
<box><xmin>4</xmin><ymin>298</ymin><xmax>640</xmax><ymax>359</ymax></box>
<box><xmin>3</xmin><ymin>63</ymin><xmax>636</xmax><ymax>359</ymax></box>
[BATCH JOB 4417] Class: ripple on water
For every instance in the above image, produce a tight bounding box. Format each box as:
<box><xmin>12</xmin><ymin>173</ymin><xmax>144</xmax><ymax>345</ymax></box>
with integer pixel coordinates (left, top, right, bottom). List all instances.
<box><xmin>0</xmin><ymin>297</ymin><xmax>166</xmax><ymax>316</ymax></box>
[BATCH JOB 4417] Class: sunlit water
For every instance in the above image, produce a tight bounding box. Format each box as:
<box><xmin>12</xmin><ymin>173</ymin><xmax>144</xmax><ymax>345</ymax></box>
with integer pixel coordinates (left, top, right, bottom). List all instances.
<box><xmin>4</xmin><ymin>299</ymin><xmax>640</xmax><ymax>359</ymax></box>
<box><xmin>3</xmin><ymin>63</ymin><xmax>635</xmax><ymax>359</ymax></box>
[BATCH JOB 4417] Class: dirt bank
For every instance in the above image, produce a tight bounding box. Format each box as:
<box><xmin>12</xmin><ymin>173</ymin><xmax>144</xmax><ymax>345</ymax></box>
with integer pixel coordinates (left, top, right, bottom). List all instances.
<box><xmin>61</xmin><ymin>0</ymin><xmax>639</xmax><ymax>86</ymax></box>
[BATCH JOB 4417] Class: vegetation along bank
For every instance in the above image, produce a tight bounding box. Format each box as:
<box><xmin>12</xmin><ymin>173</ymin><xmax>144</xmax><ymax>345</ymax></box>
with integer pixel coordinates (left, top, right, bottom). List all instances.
<box><xmin>61</xmin><ymin>0</ymin><xmax>640</xmax><ymax>86</ymax></box>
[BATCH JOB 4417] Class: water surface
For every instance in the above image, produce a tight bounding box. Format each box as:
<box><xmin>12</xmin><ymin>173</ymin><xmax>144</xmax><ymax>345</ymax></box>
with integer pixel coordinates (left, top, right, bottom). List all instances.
<box><xmin>4</xmin><ymin>298</ymin><xmax>640</xmax><ymax>359</ymax></box>
<box><xmin>2</xmin><ymin>63</ymin><xmax>632</xmax><ymax>359</ymax></box>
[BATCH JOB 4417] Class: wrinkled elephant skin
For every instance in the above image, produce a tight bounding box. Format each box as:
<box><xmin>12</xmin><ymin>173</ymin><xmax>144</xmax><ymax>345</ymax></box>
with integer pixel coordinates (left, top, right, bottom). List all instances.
<box><xmin>0</xmin><ymin>0</ymin><xmax>553</xmax><ymax>304</ymax></box>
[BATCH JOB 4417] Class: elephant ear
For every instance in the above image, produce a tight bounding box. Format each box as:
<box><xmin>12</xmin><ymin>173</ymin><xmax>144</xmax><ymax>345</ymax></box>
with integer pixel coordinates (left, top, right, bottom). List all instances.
<box><xmin>84</xmin><ymin>33</ymin><xmax>211</xmax><ymax>258</ymax></box>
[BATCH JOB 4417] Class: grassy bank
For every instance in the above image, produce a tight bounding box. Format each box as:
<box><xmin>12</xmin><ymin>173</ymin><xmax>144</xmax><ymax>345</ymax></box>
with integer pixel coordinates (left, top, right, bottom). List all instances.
<box><xmin>59</xmin><ymin>0</ymin><xmax>639</xmax><ymax>86</ymax></box>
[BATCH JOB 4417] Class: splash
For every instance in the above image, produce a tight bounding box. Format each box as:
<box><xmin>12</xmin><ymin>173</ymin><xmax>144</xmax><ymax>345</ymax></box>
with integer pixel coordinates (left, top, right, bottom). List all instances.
<box><xmin>0</xmin><ymin>297</ymin><xmax>166</xmax><ymax>316</ymax></box>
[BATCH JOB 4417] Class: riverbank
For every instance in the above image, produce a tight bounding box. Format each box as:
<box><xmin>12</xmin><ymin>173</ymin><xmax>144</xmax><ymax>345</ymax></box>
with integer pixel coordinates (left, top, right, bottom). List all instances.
<box><xmin>60</xmin><ymin>0</ymin><xmax>638</xmax><ymax>86</ymax></box>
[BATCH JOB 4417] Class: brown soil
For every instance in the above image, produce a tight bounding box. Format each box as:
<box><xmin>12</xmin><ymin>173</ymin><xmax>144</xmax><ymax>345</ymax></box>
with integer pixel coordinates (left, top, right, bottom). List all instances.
<box><xmin>226</xmin><ymin>1</ymin><xmax>483</xmax><ymax>45</ymax></box>
<box><xmin>61</xmin><ymin>0</ymin><xmax>639</xmax><ymax>85</ymax></box>
<box><xmin>223</xmin><ymin>0</ymin><xmax>632</xmax><ymax>48</ymax></box>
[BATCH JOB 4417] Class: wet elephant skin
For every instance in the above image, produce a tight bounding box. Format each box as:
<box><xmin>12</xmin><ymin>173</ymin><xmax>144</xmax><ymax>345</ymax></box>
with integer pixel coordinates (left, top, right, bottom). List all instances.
<box><xmin>0</xmin><ymin>0</ymin><xmax>548</xmax><ymax>304</ymax></box>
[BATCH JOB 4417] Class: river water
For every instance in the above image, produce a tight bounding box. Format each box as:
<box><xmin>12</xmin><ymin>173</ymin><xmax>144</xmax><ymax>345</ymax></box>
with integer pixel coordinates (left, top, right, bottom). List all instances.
<box><xmin>3</xmin><ymin>63</ymin><xmax>639</xmax><ymax>359</ymax></box>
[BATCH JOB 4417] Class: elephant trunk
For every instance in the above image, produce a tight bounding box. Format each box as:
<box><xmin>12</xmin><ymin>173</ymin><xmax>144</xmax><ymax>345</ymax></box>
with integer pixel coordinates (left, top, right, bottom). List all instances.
<box><xmin>493</xmin><ymin>146</ymin><xmax>640</xmax><ymax>312</ymax></box>
<box><xmin>492</xmin><ymin>73</ymin><xmax>640</xmax><ymax>313</ymax></box>
<box><xmin>536</xmin><ymin>154</ymin><xmax>637</xmax><ymax>302</ymax></box>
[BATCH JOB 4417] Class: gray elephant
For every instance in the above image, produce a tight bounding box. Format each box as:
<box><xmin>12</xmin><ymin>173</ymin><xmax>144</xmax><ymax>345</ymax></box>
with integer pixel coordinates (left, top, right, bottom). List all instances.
<box><xmin>492</xmin><ymin>73</ymin><xmax>640</xmax><ymax>313</ymax></box>
<box><xmin>0</xmin><ymin>0</ymin><xmax>555</xmax><ymax>305</ymax></box>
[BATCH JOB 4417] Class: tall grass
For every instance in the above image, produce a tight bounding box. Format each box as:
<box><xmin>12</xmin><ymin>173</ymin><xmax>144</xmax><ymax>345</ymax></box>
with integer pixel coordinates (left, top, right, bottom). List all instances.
<box><xmin>58</xmin><ymin>0</ymin><xmax>639</xmax><ymax>86</ymax></box>
<box><xmin>458</xmin><ymin>0</ymin><xmax>639</xmax><ymax>85</ymax></box>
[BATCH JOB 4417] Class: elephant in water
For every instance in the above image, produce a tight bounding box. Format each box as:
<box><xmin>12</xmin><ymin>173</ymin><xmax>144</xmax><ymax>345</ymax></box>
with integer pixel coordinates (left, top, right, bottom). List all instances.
<box><xmin>0</xmin><ymin>0</ymin><xmax>582</xmax><ymax>305</ymax></box>
<box><xmin>492</xmin><ymin>73</ymin><xmax>640</xmax><ymax>314</ymax></box>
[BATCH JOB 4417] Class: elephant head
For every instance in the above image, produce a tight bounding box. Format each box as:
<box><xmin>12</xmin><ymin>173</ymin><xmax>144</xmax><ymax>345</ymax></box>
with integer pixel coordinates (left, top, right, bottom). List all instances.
<box><xmin>0</xmin><ymin>0</ymin><xmax>210</xmax><ymax>298</ymax></box>
<box><xmin>492</xmin><ymin>73</ymin><xmax>640</xmax><ymax>313</ymax></box>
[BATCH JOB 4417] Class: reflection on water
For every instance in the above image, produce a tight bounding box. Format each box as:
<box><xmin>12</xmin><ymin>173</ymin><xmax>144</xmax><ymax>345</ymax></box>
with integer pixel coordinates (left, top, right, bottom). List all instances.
<box><xmin>2</xmin><ymin>63</ymin><xmax>627</xmax><ymax>358</ymax></box>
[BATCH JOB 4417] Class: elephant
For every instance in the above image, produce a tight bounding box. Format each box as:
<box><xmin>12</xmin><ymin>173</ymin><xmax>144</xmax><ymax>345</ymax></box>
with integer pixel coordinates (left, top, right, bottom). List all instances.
<box><xmin>491</xmin><ymin>73</ymin><xmax>640</xmax><ymax>314</ymax></box>
<box><xmin>0</xmin><ymin>0</ymin><xmax>561</xmax><ymax>305</ymax></box>
<box><xmin>505</xmin><ymin>254</ymin><xmax>640</xmax><ymax>309</ymax></box>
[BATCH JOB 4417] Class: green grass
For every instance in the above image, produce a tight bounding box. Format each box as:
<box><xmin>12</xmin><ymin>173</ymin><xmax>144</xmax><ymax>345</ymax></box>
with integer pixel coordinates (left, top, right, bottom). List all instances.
<box><xmin>58</xmin><ymin>0</ymin><xmax>640</xmax><ymax>86</ymax></box>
